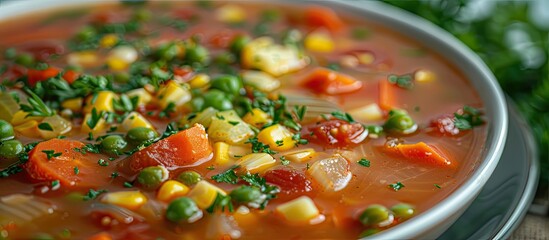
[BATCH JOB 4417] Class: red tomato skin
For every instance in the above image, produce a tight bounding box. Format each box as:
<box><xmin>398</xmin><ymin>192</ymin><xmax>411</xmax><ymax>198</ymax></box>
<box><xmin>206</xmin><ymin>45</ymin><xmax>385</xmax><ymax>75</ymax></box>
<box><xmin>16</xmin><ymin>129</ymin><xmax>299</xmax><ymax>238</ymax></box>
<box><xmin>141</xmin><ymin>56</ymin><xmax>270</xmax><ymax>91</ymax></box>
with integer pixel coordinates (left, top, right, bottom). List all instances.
<box><xmin>264</xmin><ymin>167</ymin><xmax>315</xmax><ymax>201</ymax></box>
<box><xmin>303</xmin><ymin>119</ymin><xmax>368</xmax><ymax>148</ymax></box>
<box><xmin>27</xmin><ymin>67</ymin><xmax>61</xmax><ymax>86</ymax></box>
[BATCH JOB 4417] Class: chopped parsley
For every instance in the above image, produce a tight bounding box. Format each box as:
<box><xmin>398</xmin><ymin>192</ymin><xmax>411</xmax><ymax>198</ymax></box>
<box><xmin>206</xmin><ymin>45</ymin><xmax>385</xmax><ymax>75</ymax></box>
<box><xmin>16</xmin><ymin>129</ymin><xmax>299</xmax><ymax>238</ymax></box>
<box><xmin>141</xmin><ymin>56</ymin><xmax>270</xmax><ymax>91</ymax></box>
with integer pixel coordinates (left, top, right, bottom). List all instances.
<box><xmin>42</xmin><ymin>150</ymin><xmax>62</xmax><ymax>160</ymax></box>
<box><xmin>454</xmin><ymin>106</ymin><xmax>485</xmax><ymax>130</ymax></box>
<box><xmin>97</xmin><ymin>159</ymin><xmax>109</xmax><ymax>167</ymax></box>
<box><xmin>358</xmin><ymin>158</ymin><xmax>371</xmax><ymax>167</ymax></box>
<box><xmin>211</xmin><ymin>165</ymin><xmax>240</xmax><ymax>184</ymax></box>
<box><xmin>206</xmin><ymin>193</ymin><xmax>234</xmax><ymax>213</ymax></box>
<box><xmin>228</xmin><ymin>121</ymin><xmax>240</xmax><ymax>126</ymax></box>
<box><xmin>245</xmin><ymin>137</ymin><xmax>277</xmax><ymax>155</ymax></box>
<box><xmin>38</xmin><ymin>122</ymin><xmax>53</xmax><ymax>131</ymax></box>
<box><xmin>388</xmin><ymin>182</ymin><xmax>405</xmax><ymax>191</ymax></box>
<box><xmin>51</xmin><ymin>180</ymin><xmax>60</xmax><ymax>188</ymax></box>
<box><xmin>387</xmin><ymin>73</ymin><xmax>414</xmax><ymax>89</ymax></box>
<box><xmin>123</xmin><ymin>181</ymin><xmax>133</xmax><ymax>188</ymax></box>
<box><xmin>434</xmin><ymin>184</ymin><xmax>442</xmax><ymax>189</ymax></box>
<box><xmin>280</xmin><ymin>156</ymin><xmax>290</xmax><ymax>166</ymax></box>
<box><xmin>19</xmin><ymin>87</ymin><xmax>55</xmax><ymax>117</ymax></box>
<box><xmin>240</xmin><ymin>172</ymin><xmax>280</xmax><ymax>209</ymax></box>
<box><xmin>73</xmin><ymin>166</ymin><xmax>79</xmax><ymax>175</ymax></box>
<box><xmin>331</xmin><ymin>111</ymin><xmax>355</xmax><ymax>123</ymax></box>
<box><xmin>83</xmin><ymin>189</ymin><xmax>107</xmax><ymax>201</ymax></box>
<box><xmin>293</xmin><ymin>105</ymin><xmax>307</xmax><ymax>121</ymax></box>
<box><xmin>86</xmin><ymin>108</ymin><xmax>103</xmax><ymax>129</ymax></box>
<box><xmin>111</xmin><ymin>172</ymin><xmax>119</xmax><ymax>178</ymax></box>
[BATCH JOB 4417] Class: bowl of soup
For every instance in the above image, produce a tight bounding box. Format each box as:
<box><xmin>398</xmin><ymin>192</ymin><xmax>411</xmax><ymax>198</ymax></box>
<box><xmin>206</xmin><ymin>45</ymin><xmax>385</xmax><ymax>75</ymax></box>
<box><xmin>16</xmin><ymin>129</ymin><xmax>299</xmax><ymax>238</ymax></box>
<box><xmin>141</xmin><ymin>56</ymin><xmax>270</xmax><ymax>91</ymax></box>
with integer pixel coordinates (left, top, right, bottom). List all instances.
<box><xmin>0</xmin><ymin>0</ymin><xmax>507</xmax><ymax>239</ymax></box>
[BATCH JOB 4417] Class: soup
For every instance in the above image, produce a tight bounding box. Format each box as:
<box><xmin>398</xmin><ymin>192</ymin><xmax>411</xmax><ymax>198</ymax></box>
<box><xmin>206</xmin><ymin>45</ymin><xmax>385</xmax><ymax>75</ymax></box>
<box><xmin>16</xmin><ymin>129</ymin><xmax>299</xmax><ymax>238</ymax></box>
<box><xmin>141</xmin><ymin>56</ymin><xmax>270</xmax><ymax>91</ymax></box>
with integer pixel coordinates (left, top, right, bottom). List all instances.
<box><xmin>0</xmin><ymin>1</ymin><xmax>487</xmax><ymax>239</ymax></box>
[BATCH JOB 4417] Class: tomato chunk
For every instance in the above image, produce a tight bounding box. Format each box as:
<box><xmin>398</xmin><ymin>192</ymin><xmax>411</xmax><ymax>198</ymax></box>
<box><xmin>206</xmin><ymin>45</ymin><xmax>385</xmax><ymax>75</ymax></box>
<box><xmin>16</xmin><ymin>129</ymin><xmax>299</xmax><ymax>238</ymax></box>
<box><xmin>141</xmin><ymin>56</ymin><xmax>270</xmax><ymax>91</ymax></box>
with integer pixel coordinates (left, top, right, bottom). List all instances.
<box><xmin>62</xmin><ymin>70</ymin><xmax>80</xmax><ymax>84</ymax></box>
<box><xmin>383</xmin><ymin>141</ymin><xmax>453</xmax><ymax>167</ymax></box>
<box><xmin>429</xmin><ymin>114</ymin><xmax>462</xmax><ymax>136</ymax></box>
<box><xmin>127</xmin><ymin>124</ymin><xmax>213</xmax><ymax>172</ymax></box>
<box><xmin>23</xmin><ymin>139</ymin><xmax>112</xmax><ymax>188</ymax></box>
<box><xmin>27</xmin><ymin>67</ymin><xmax>60</xmax><ymax>86</ymax></box>
<box><xmin>264</xmin><ymin>167</ymin><xmax>314</xmax><ymax>201</ymax></box>
<box><xmin>304</xmin><ymin>6</ymin><xmax>345</xmax><ymax>32</ymax></box>
<box><xmin>301</xmin><ymin>68</ymin><xmax>362</xmax><ymax>95</ymax></box>
<box><xmin>303</xmin><ymin>119</ymin><xmax>367</xmax><ymax>148</ymax></box>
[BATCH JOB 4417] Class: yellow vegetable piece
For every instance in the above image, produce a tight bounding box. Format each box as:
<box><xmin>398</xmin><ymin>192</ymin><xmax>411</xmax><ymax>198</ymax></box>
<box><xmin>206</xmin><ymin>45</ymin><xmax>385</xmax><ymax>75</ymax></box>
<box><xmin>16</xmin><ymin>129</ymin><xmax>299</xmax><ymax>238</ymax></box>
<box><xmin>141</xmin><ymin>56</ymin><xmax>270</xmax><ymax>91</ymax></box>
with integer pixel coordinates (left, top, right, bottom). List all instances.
<box><xmin>242</xmin><ymin>37</ymin><xmax>307</xmax><ymax>77</ymax></box>
<box><xmin>238</xmin><ymin>153</ymin><xmax>276</xmax><ymax>173</ymax></box>
<box><xmin>99</xmin><ymin>34</ymin><xmax>119</xmax><ymax>48</ymax></box>
<box><xmin>11</xmin><ymin>110</ymin><xmax>44</xmax><ymax>126</ymax></box>
<box><xmin>156</xmin><ymin>80</ymin><xmax>191</xmax><ymax>109</ymax></box>
<box><xmin>276</xmin><ymin>196</ymin><xmax>320</xmax><ymax>224</ymax></box>
<box><xmin>257</xmin><ymin>124</ymin><xmax>295</xmax><ymax>151</ymax></box>
<box><xmin>282</xmin><ymin>148</ymin><xmax>316</xmax><ymax>163</ymax></box>
<box><xmin>213</xmin><ymin>142</ymin><xmax>231</xmax><ymax>165</ymax></box>
<box><xmin>61</xmin><ymin>98</ymin><xmax>83</xmax><ymax>112</ymax></box>
<box><xmin>38</xmin><ymin>115</ymin><xmax>72</xmax><ymax>140</ymax></box>
<box><xmin>357</xmin><ymin>52</ymin><xmax>375</xmax><ymax>65</ymax></box>
<box><xmin>120</xmin><ymin>112</ymin><xmax>154</xmax><ymax>132</ymax></box>
<box><xmin>101</xmin><ymin>191</ymin><xmax>148</xmax><ymax>210</ymax></box>
<box><xmin>126</xmin><ymin>88</ymin><xmax>152</xmax><ymax>106</ymax></box>
<box><xmin>83</xmin><ymin>91</ymin><xmax>117</xmax><ymax>114</ymax></box>
<box><xmin>189</xmin><ymin>73</ymin><xmax>211</xmax><ymax>89</ymax></box>
<box><xmin>415</xmin><ymin>69</ymin><xmax>436</xmax><ymax>82</ymax></box>
<box><xmin>81</xmin><ymin>113</ymin><xmax>107</xmax><ymax>135</ymax></box>
<box><xmin>207</xmin><ymin>110</ymin><xmax>254</xmax><ymax>145</ymax></box>
<box><xmin>348</xmin><ymin>103</ymin><xmax>383</xmax><ymax>122</ymax></box>
<box><xmin>106</xmin><ymin>57</ymin><xmax>129</xmax><ymax>71</ymax></box>
<box><xmin>157</xmin><ymin>180</ymin><xmax>190</xmax><ymax>203</ymax></box>
<box><xmin>13</xmin><ymin>120</ymin><xmax>40</xmax><ymax>138</ymax></box>
<box><xmin>304</xmin><ymin>30</ymin><xmax>334</xmax><ymax>53</ymax></box>
<box><xmin>187</xmin><ymin>180</ymin><xmax>226</xmax><ymax>209</ymax></box>
<box><xmin>242</xmin><ymin>108</ymin><xmax>271</xmax><ymax>128</ymax></box>
<box><xmin>0</xmin><ymin>92</ymin><xmax>20</xmax><ymax>122</ymax></box>
<box><xmin>67</xmin><ymin>51</ymin><xmax>99</xmax><ymax>68</ymax></box>
<box><xmin>216</xmin><ymin>4</ymin><xmax>246</xmax><ymax>23</ymax></box>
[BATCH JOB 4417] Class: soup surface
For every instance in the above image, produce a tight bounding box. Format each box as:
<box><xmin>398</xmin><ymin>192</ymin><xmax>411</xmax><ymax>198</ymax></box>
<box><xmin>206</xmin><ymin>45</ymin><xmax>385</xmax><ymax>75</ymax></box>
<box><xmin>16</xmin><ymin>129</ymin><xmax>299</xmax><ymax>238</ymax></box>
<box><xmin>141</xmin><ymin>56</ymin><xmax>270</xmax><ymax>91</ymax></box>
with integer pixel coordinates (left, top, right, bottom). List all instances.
<box><xmin>0</xmin><ymin>1</ymin><xmax>488</xmax><ymax>239</ymax></box>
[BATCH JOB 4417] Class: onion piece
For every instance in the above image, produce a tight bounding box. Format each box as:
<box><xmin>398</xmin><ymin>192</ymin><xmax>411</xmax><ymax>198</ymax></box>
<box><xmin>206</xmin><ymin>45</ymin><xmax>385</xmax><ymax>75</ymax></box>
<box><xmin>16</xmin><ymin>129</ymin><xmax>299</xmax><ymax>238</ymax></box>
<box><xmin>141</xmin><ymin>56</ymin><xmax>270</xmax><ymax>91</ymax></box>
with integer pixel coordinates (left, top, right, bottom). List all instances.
<box><xmin>88</xmin><ymin>203</ymin><xmax>145</xmax><ymax>226</ymax></box>
<box><xmin>0</xmin><ymin>194</ymin><xmax>56</xmax><ymax>225</ymax></box>
<box><xmin>307</xmin><ymin>154</ymin><xmax>352</xmax><ymax>192</ymax></box>
<box><xmin>206</xmin><ymin>214</ymin><xmax>242</xmax><ymax>239</ymax></box>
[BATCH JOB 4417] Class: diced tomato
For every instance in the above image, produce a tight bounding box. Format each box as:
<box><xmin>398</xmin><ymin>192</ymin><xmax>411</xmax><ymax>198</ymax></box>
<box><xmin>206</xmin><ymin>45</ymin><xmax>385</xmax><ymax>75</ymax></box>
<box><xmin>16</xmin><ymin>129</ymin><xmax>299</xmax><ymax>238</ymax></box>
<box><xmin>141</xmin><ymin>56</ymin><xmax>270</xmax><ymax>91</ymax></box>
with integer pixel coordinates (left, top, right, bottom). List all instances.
<box><xmin>127</xmin><ymin>124</ymin><xmax>213</xmax><ymax>172</ymax></box>
<box><xmin>301</xmin><ymin>67</ymin><xmax>362</xmax><ymax>95</ymax></box>
<box><xmin>264</xmin><ymin>167</ymin><xmax>314</xmax><ymax>201</ymax></box>
<box><xmin>303</xmin><ymin>119</ymin><xmax>367</xmax><ymax>148</ymax></box>
<box><xmin>27</xmin><ymin>67</ymin><xmax>61</xmax><ymax>86</ymax></box>
<box><xmin>23</xmin><ymin>139</ymin><xmax>113</xmax><ymax>189</ymax></box>
<box><xmin>172</xmin><ymin>66</ymin><xmax>193</xmax><ymax>79</ymax></box>
<box><xmin>62</xmin><ymin>70</ymin><xmax>80</xmax><ymax>84</ymax></box>
<box><xmin>429</xmin><ymin>114</ymin><xmax>461</xmax><ymax>136</ymax></box>
<box><xmin>304</xmin><ymin>6</ymin><xmax>345</xmax><ymax>32</ymax></box>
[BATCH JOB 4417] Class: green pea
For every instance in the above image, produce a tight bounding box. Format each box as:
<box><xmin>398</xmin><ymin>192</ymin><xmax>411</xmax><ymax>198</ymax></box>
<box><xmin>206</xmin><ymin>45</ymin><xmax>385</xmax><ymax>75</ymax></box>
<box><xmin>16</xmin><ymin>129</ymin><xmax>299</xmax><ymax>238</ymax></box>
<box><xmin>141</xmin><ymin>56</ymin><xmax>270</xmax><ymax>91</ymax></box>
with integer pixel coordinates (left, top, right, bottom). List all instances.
<box><xmin>229</xmin><ymin>35</ymin><xmax>250</xmax><ymax>55</ymax></box>
<box><xmin>0</xmin><ymin>140</ymin><xmax>23</xmax><ymax>159</ymax></box>
<box><xmin>191</xmin><ymin>97</ymin><xmax>206</xmax><ymax>112</ymax></box>
<box><xmin>113</xmin><ymin>72</ymin><xmax>130</xmax><ymax>83</ymax></box>
<box><xmin>214</xmin><ymin>52</ymin><xmax>236</xmax><ymax>65</ymax></box>
<box><xmin>185</xmin><ymin>45</ymin><xmax>209</xmax><ymax>65</ymax></box>
<box><xmin>177</xmin><ymin>170</ymin><xmax>202</xmax><ymax>186</ymax></box>
<box><xmin>100</xmin><ymin>135</ymin><xmax>127</xmax><ymax>155</ymax></box>
<box><xmin>383</xmin><ymin>109</ymin><xmax>417</xmax><ymax>134</ymax></box>
<box><xmin>76</xmin><ymin>26</ymin><xmax>96</xmax><ymax>42</ymax></box>
<box><xmin>166</xmin><ymin>197</ymin><xmax>201</xmax><ymax>222</ymax></box>
<box><xmin>137</xmin><ymin>166</ymin><xmax>168</xmax><ymax>188</ymax></box>
<box><xmin>0</xmin><ymin>120</ymin><xmax>15</xmax><ymax>141</ymax></box>
<box><xmin>391</xmin><ymin>203</ymin><xmax>415</xmax><ymax>219</ymax></box>
<box><xmin>203</xmin><ymin>90</ymin><xmax>233</xmax><ymax>111</ymax></box>
<box><xmin>230</xmin><ymin>186</ymin><xmax>262</xmax><ymax>203</ymax></box>
<box><xmin>359</xmin><ymin>204</ymin><xmax>390</xmax><ymax>226</ymax></box>
<box><xmin>211</xmin><ymin>75</ymin><xmax>242</xmax><ymax>96</ymax></box>
<box><xmin>126</xmin><ymin>127</ymin><xmax>157</xmax><ymax>145</ymax></box>
<box><xmin>157</xmin><ymin>43</ymin><xmax>179</xmax><ymax>61</ymax></box>
<box><xmin>15</xmin><ymin>53</ymin><xmax>35</xmax><ymax>67</ymax></box>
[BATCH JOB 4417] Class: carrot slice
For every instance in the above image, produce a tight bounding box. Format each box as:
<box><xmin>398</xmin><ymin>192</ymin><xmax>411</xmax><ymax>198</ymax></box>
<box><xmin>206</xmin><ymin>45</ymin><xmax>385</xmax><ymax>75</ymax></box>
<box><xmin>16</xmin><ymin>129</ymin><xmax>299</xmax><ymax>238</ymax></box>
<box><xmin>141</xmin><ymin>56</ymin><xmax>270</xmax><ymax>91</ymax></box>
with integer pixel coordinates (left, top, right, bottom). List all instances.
<box><xmin>396</xmin><ymin>142</ymin><xmax>453</xmax><ymax>167</ymax></box>
<box><xmin>23</xmin><ymin>139</ymin><xmax>112</xmax><ymax>188</ymax></box>
<box><xmin>62</xmin><ymin>70</ymin><xmax>80</xmax><ymax>84</ymax></box>
<box><xmin>379</xmin><ymin>79</ymin><xmax>396</xmax><ymax>110</ymax></box>
<box><xmin>304</xmin><ymin>6</ymin><xmax>345</xmax><ymax>32</ymax></box>
<box><xmin>301</xmin><ymin>67</ymin><xmax>362</xmax><ymax>95</ymax></box>
<box><xmin>27</xmin><ymin>67</ymin><xmax>60</xmax><ymax>86</ymax></box>
<box><xmin>128</xmin><ymin>124</ymin><xmax>213</xmax><ymax>172</ymax></box>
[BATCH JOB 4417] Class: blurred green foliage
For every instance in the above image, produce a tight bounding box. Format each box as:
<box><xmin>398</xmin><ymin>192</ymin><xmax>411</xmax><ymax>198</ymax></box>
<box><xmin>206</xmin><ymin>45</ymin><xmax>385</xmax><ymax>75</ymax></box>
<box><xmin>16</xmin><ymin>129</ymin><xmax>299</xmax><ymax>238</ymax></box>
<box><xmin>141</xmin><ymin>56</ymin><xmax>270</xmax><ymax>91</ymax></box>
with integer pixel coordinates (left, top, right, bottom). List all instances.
<box><xmin>384</xmin><ymin>0</ymin><xmax>548</xmax><ymax>191</ymax></box>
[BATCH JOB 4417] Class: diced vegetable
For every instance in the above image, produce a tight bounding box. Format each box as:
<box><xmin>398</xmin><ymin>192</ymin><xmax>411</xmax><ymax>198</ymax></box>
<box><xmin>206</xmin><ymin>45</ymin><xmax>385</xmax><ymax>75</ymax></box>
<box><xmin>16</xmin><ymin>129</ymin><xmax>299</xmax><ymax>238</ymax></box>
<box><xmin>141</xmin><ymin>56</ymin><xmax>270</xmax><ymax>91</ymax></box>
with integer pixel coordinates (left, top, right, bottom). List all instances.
<box><xmin>241</xmin><ymin>37</ymin><xmax>307</xmax><ymax>76</ymax></box>
<box><xmin>81</xmin><ymin>112</ymin><xmax>107</xmax><ymax>135</ymax></box>
<box><xmin>157</xmin><ymin>180</ymin><xmax>190</xmax><ymax>203</ymax></box>
<box><xmin>307</xmin><ymin>155</ymin><xmax>352</xmax><ymax>192</ymax></box>
<box><xmin>303</xmin><ymin>119</ymin><xmax>367</xmax><ymax>148</ymax></box>
<box><xmin>391</xmin><ymin>203</ymin><xmax>415</xmax><ymax>219</ymax></box>
<box><xmin>213</xmin><ymin>142</ymin><xmax>231</xmax><ymax>165</ymax></box>
<box><xmin>83</xmin><ymin>91</ymin><xmax>117</xmax><ymax>113</ymax></box>
<box><xmin>37</xmin><ymin>115</ymin><xmax>72</xmax><ymax>139</ymax></box>
<box><xmin>11</xmin><ymin>110</ymin><xmax>44</xmax><ymax>126</ymax></box>
<box><xmin>383</xmin><ymin>109</ymin><xmax>417</xmax><ymax>134</ymax></box>
<box><xmin>207</xmin><ymin>110</ymin><xmax>254</xmax><ymax>145</ymax></box>
<box><xmin>281</xmin><ymin>148</ymin><xmax>316</xmax><ymax>163</ymax></box>
<box><xmin>301</xmin><ymin>68</ymin><xmax>362</xmax><ymax>95</ymax></box>
<box><xmin>238</xmin><ymin>153</ymin><xmax>276</xmax><ymax>173</ymax></box>
<box><xmin>264</xmin><ymin>168</ymin><xmax>313</xmax><ymax>200</ymax></box>
<box><xmin>379</xmin><ymin>79</ymin><xmax>396</xmax><ymax>110</ymax></box>
<box><xmin>189</xmin><ymin>73</ymin><xmax>211</xmax><ymax>89</ymax></box>
<box><xmin>257</xmin><ymin>124</ymin><xmax>295</xmax><ymax>152</ymax></box>
<box><xmin>13</xmin><ymin>120</ymin><xmax>41</xmax><ymax>138</ymax></box>
<box><xmin>210</xmin><ymin>74</ymin><xmax>243</xmax><ymax>96</ymax></box>
<box><xmin>125</xmin><ymin>127</ymin><xmax>158</xmax><ymax>146</ymax></box>
<box><xmin>216</xmin><ymin>4</ymin><xmax>246</xmax><ymax>23</ymax></box>
<box><xmin>414</xmin><ymin>69</ymin><xmax>436</xmax><ymax>82</ymax></box>
<box><xmin>230</xmin><ymin>186</ymin><xmax>262</xmax><ymax>204</ymax></box>
<box><xmin>348</xmin><ymin>103</ymin><xmax>383</xmax><ymax>122</ymax></box>
<box><xmin>23</xmin><ymin>139</ymin><xmax>112</xmax><ymax>188</ymax></box>
<box><xmin>0</xmin><ymin>120</ymin><xmax>15</xmax><ymax>141</ymax></box>
<box><xmin>67</xmin><ymin>51</ymin><xmax>99</xmax><ymax>68</ymax></box>
<box><xmin>241</xmin><ymin>70</ymin><xmax>280</xmax><ymax>92</ymax></box>
<box><xmin>27</xmin><ymin>67</ymin><xmax>60</xmax><ymax>86</ymax></box>
<box><xmin>156</xmin><ymin>80</ymin><xmax>191</xmax><ymax>109</ymax></box>
<box><xmin>393</xmin><ymin>142</ymin><xmax>453</xmax><ymax>167</ymax></box>
<box><xmin>100</xmin><ymin>135</ymin><xmax>127</xmax><ymax>155</ymax></box>
<box><xmin>120</xmin><ymin>112</ymin><xmax>154</xmax><ymax>132</ymax></box>
<box><xmin>126</xmin><ymin>88</ymin><xmax>152</xmax><ymax>107</ymax></box>
<box><xmin>242</xmin><ymin>108</ymin><xmax>272</xmax><ymax>128</ymax></box>
<box><xmin>128</xmin><ymin>124</ymin><xmax>212</xmax><ymax>171</ymax></box>
<box><xmin>187</xmin><ymin>180</ymin><xmax>226</xmax><ymax>209</ymax></box>
<box><xmin>0</xmin><ymin>92</ymin><xmax>20</xmax><ymax>122</ymax></box>
<box><xmin>186</xmin><ymin>107</ymin><xmax>219</xmax><ymax>128</ymax></box>
<box><xmin>137</xmin><ymin>166</ymin><xmax>169</xmax><ymax>188</ymax></box>
<box><xmin>304</xmin><ymin>6</ymin><xmax>344</xmax><ymax>32</ymax></box>
<box><xmin>177</xmin><ymin>171</ymin><xmax>203</xmax><ymax>186</ymax></box>
<box><xmin>304</xmin><ymin>30</ymin><xmax>334</xmax><ymax>52</ymax></box>
<box><xmin>101</xmin><ymin>191</ymin><xmax>148</xmax><ymax>210</ymax></box>
<box><xmin>0</xmin><ymin>194</ymin><xmax>55</xmax><ymax>226</ymax></box>
<box><xmin>166</xmin><ymin>197</ymin><xmax>202</xmax><ymax>223</ymax></box>
<box><xmin>0</xmin><ymin>139</ymin><xmax>23</xmax><ymax>159</ymax></box>
<box><xmin>359</xmin><ymin>204</ymin><xmax>391</xmax><ymax>226</ymax></box>
<box><xmin>275</xmin><ymin>196</ymin><xmax>321</xmax><ymax>224</ymax></box>
<box><xmin>99</xmin><ymin>34</ymin><xmax>119</xmax><ymax>48</ymax></box>
<box><xmin>61</xmin><ymin>98</ymin><xmax>83</xmax><ymax>112</ymax></box>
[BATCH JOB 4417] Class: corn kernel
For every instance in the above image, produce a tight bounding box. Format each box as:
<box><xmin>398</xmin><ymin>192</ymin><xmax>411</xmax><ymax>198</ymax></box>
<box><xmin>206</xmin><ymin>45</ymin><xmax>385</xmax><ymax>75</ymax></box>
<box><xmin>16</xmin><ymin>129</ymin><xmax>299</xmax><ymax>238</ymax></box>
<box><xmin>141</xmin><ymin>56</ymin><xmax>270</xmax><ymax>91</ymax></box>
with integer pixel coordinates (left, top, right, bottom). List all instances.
<box><xmin>242</xmin><ymin>108</ymin><xmax>271</xmax><ymax>128</ymax></box>
<box><xmin>282</xmin><ymin>148</ymin><xmax>316</xmax><ymax>163</ymax></box>
<box><xmin>276</xmin><ymin>196</ymin><xmax>320</xmax><ymax>224</ymax></box>
<box><xmin>348</xmin><ymin>103</ymin><xmax>383</xmax><ymax>122</ymax></box>
<box><xmin>415</xmin><ymin>69</ymin><xmax>436</xmax><ymax>82</ymax></box>
<box><xmin>101</xmin><ymin>191</ymin><xmax>147</xmax><ymax>210</ymax></box>
<box><xmin>13</xmin><ymin>120</ymin><xmax>40</xmax><ymax>138</ymax></box>
<box><xmin>304</xmin><ymin>30</ymin><xmax>334</xmax><ymax>53</ymax></box>
<box><xmin>11</xmin><ymin>110</ymin><xmax>44</xmax><ymax>126</ymax></box>
<box><xmin>213</xmin><ymin>142</ymin><xmax>231</xmax><ymax>165</ymax></box>
<box><xmin>100</xmin><ymin>34</ymin><xmax>119</xmax><ymax>48</ymax></box>
<box><xmin>216</xmin><ymin>4</ymin><xmax>245</xmax><ymax>23</ymax></box>
<box><xmin>187</xmin><ymin>180</ymin><xmax>226</xmax><ymax>209</ymax></box>
<box><xmin>156</xmin><ymin>80</ymin><xmax>191</xmax><ymax>109</ymax></box>
<box><xmin>120</xmin><ymin>112</ymin><xmax>154</xmax><ymax>132</ymax></box>
<box><xmin>189</xmin><ymin>74</ymin><xmax>211</xmax><ymax>89</ymax></box>
<box><xmin>157</xmin><ymin>180</ymin><xmax>190</xmax><ymax>203</ymax></box>
<box><xmin>126</xmin><ymin>88</ymin><xmax>152</xmax><ymax>106</ymax></box>
<box><xmin>106</xmin><ymin>57</ymin><xmax>129</xmax><ymax>71</ymax></box>
<box><xmin>67</xmin><ymin>51</ymin><xmax>99</xmax><ymax>68</ymax></box>
<box><xmin>238</xmin><ymin>153</ymin><xmax>276</xmax><ymax>173</ymax></box>
<box><xmin>257</xmin><ymin>124</ymin><xmax>295</xmax><ymax>151</ymax></box>
<box><xmin>83</xmin><ymin>91</ymin><xmax>117</xmax><ymax>113</ymax></box>
<box><xmin>61</xmin><ymin>98</ymin><xmax>83</xmax><ymax>112</ymax></box>
<box><xmin>81</xmin><ymin>113</ymin><xmax>107</xmax><ymax>135</ymax></box>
